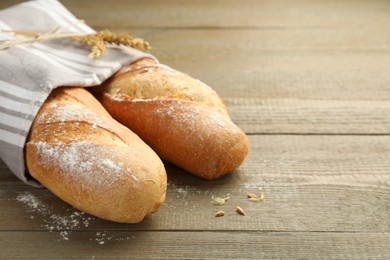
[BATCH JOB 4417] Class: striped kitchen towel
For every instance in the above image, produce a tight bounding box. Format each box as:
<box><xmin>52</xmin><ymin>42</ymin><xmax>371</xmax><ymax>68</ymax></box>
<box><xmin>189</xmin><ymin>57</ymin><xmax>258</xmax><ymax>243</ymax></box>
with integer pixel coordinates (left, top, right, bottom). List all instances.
<box><xmin>0</xmin><ymin>0</ymin><xmax>154</xmax><ymax>187</ymax></box>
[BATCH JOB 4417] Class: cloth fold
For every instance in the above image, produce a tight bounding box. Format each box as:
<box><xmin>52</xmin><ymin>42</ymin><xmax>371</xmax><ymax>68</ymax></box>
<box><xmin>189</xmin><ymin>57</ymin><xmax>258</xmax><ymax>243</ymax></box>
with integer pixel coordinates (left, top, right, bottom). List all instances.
<box><xmin>0</xmin><ymin>0</ymin><xmax>153</xmax><ymax>186</ymax></box>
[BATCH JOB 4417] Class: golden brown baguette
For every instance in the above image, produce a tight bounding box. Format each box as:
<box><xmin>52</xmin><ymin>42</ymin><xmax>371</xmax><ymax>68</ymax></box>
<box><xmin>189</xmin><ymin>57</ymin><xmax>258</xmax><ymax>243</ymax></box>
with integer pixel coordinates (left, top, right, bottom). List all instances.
<box><xmin>25</xmin><ymin>87</ymin><xmax>167</xmax><ymax>223</ymax></box>
<box><xmin>94</xmin><ymin>58</ymin><xmax>249</xmax><ymax>180</ymax></box>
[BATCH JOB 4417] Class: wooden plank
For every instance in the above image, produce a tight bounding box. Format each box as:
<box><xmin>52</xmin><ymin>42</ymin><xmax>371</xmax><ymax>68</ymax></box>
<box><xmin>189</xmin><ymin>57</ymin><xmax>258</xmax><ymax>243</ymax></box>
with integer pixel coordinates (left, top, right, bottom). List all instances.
<box><xmin>0</xmin><ymin>0</ymin><xmax>388</xmax><ymax>258</ymax></box>
<box><xmin>2</xmin><ymin>0</ymin><xmax>390</xmax><ymax>29</ymax></box>
<box><xmin>2</xmin><ymin>28</ymin><xmax>390</xmax><ymax>133</ymax></box>
<box><xmin>2</xmin><ymin>26</ymin><xmax>390</xmax><ymax>100</ymax></box>
<box><xmin>130</xmin><ymin>27</ymin><xmax>390</xmax><ymax>54</ymax></box>
<box><xmin>1</xmin><ymin>135</ymin><xmax>390</xmax><ymax>232</ymax></box>
<box><xmin>71</xmin><ymin>27</ymin><xmax>389</xmax><ymax>101</ymax></box>
<box><xmin>0</xmin><ymin>231</ymin><xmax>389</xmax><ymax>259</ymax></box>
<box><xmin>3</xmin><ymin>97</ymin><xmax>390</xmax><ymax>150</ymax></box>
<box><xmin>61</xmin><ymin>0</ymin><xmax>390</xmax><ymax>29</ymax></box>
<box><xmin>126</xmin><ymin>29</ymin><xmax>390</xmax><ymax>100</ymax></box>
<box><xmin>225</xmin><ymin>98</ymin><xmax>390</xmax><ymax>134</ymax></box>
<box><xmin>162</xmin><ymin>52</ymin><xmax>390</xmax><ymax>100</ymax></box>
<box><xmin>2</xmin><ymin>3</ymin><xmax>390</xmax><ymax>100</ymax></box>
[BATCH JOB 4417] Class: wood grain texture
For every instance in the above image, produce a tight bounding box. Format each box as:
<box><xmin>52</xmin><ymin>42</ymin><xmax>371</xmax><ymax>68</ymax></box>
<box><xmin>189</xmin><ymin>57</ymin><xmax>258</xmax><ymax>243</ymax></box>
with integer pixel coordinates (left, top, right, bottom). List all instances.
<box><xmin>1</xmin><ymin>231</ymin><xmax>390</xmax><ymax>259</ymax></box>
<box><xmin>225</xmin><ymin>98</ymin><xmax>390</xmax><ymax>134</ymax></box>
<box><xmin>1</xmin><ymin>0</ymin><xmax>390</xmax><ymax>258</ymax></box>
<box><xmin>131</xmin><ymin>28</ymin><xmax>390</xmax><ymax>100</ymax></box>
<box><xmin>60</xmin><ymin>0</ymin><xmax>390</xmax><ymax>29</ymax></box>
<box><xmin>2</xmin><ymin>2</ymin><xmax>390</xmax><ymax>101</ymax></box>
<box><xmin>3</xmin><ymin>0</ymin><xmax>390</xmax><ymax>29</ymax></box>
<box><xmin>1</xmin><ymin>135</ymin><xmax>390</xmax><ymax>233</ymax></box>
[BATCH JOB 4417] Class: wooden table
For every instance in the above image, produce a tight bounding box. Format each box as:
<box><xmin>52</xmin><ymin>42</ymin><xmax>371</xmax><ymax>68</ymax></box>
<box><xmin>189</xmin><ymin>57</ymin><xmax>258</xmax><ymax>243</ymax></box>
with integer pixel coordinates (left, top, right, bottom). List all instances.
<box><xmin>1</xmin><ymin>0</ymin><xmax>390</xmax><ymax>258</ymax></box>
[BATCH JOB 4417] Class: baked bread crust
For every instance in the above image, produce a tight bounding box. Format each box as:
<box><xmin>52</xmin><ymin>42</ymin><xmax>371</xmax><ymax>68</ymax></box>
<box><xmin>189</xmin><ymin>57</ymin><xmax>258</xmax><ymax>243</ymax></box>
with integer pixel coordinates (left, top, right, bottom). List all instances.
<box><xmin>26</xmin><ymin>87</ymin><xmax>167</xmax><ymax>223</ymax></box>
<box><xmin>96</xmin><ymin>58</ymin><xmax>249</xmax><ymax>179</ymax></box>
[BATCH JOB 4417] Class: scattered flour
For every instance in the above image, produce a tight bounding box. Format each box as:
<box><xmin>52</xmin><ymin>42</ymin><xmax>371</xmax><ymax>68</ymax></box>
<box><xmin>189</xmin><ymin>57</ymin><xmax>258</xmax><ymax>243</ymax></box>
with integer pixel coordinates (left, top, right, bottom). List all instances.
<box><xmin>167</xmin><ymin>182</ymin><xmax>189</xmax><ymax>199</ymax></box>
<box><xmin>16</xmin><ymin>191</ymin><xmax>135</xmax><ymax>244</ymax></box>
<box><xmin>244</xmin><ymin>184</ymin><xmax>264</xmax><ymax>191</ymax></box>
<box><xmin>16</xmin><ymin>191</ymin><xmax>93</xmax><ymax>241</ymax></box>
<box><xmin>91</xmin><ymin>231</ymin><xmax>133</xmax><ymax>245</ymax></box>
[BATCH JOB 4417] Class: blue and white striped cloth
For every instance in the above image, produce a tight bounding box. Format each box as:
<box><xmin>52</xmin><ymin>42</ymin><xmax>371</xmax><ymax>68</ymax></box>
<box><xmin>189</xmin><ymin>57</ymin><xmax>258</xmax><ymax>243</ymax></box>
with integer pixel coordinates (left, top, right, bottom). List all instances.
<box><xmin>0</xmin><ymin>0</ymin><xmax>153</xmax><ymax>186</ymax></box>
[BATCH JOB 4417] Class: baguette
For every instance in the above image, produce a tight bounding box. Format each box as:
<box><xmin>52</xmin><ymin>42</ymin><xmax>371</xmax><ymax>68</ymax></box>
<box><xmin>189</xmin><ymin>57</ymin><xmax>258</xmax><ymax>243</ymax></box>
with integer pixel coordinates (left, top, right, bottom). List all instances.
<box><xmin>25</xmin><ymin>87</ymin><xmax>167</xmax><ymax>223</ymax></box>
<box><xmin>94</xmin><ymin>58</ymin><xmax>249</xmax><ymax>180</ymax></box>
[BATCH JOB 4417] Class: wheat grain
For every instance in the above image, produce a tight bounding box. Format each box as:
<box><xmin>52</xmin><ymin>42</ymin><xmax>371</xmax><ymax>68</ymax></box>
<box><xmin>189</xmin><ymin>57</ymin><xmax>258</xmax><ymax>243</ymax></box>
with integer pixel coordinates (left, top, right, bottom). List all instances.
<box><xmin>214</xmin><ymin>211</ymin><xmax>225</xmax><ymax>217</ymax></box>
<box><xmin>236</xmin><ymin>206</ymin><xmax>246</xmax><ymax>216</ymax></box>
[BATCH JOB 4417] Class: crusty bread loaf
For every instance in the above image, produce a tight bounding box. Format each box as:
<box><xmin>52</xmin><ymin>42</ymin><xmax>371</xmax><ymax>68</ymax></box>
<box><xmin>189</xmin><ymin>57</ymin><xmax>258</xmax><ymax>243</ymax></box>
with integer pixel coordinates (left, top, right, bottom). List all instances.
<box><xmin>25</xmin><ymin>87</ymin><xmax>167</xmax><ymax>223</ymax></box>
<box><xmin>94</xmin><ymin>58</ymin><xmax>249</xmax><ymax>180</ymax></box>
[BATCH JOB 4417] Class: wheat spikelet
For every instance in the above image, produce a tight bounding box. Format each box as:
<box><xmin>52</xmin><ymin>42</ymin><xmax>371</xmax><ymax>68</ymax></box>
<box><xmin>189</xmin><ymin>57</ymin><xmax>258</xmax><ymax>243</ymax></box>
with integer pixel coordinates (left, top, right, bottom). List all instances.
<box><xmin>0</xmin><ymin>24</ymin><xmax>151</xmax><ymax>59</ymax></box>
<box><xmin>89</xmin><ymin>37</ymin><xmax>106</xmax><ymax>59</ymax></box>
<box><xmin>71</xmin><ymin>30</ymin><xmax>151</xmax><ymax>58</ymax></box>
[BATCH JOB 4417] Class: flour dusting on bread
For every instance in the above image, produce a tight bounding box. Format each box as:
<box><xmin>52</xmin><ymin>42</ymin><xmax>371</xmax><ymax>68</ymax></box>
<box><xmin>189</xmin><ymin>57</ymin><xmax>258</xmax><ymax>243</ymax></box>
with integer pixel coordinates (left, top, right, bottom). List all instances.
<box><xmin>26</xmin><ymin>88</ymin><xmax>167</xmax><ymax>223</ymax></box>
<box><xmin>38</xmin><ymin>103</ymin><xmax>105</xmax><ymax>126</ymax></box>
<box><xmin>31</xmin><ymin>141</ymin><xmax>129</xmax><ymax>188</ymax></box>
